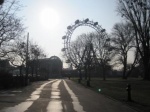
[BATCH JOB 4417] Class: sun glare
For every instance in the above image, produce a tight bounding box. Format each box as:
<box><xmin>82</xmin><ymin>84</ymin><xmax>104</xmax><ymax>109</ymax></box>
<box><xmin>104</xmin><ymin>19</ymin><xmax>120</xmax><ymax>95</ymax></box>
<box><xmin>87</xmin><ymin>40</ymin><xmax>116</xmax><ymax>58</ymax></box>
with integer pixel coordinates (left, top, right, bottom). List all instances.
<box><xmin>40</xmin><ymin>7</ymin><xmax>60</xmax><ymax>30</ymax></box>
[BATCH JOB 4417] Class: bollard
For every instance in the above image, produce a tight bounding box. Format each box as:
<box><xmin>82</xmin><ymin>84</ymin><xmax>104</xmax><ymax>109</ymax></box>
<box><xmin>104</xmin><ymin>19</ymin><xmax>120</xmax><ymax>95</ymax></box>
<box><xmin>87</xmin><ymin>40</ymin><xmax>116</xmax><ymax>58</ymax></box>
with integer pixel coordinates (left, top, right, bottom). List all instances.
<box><xmin>126</xmin><ymin>84</ymin><xmax>132</xmax><ymax>101</ymax></box>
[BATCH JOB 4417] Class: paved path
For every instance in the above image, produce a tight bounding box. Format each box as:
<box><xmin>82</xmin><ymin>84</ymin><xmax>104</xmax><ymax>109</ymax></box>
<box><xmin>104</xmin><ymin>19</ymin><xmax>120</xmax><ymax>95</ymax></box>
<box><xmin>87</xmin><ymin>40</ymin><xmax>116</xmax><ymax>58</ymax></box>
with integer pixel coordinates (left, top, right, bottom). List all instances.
<box><xmin>0</xmin><ymin>79</ymin><xmax>137</xmax><ymax>112</ymax></box>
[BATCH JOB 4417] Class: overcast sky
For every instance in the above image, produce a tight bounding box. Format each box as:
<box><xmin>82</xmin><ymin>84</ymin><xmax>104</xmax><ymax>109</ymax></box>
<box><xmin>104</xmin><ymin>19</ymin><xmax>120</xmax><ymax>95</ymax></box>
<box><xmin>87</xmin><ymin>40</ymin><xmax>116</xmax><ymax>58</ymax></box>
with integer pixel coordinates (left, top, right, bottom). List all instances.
<box><xmin>17</xmin><ymin>0</ymin><xmax>121</xmax><ymax>64</ymax></box>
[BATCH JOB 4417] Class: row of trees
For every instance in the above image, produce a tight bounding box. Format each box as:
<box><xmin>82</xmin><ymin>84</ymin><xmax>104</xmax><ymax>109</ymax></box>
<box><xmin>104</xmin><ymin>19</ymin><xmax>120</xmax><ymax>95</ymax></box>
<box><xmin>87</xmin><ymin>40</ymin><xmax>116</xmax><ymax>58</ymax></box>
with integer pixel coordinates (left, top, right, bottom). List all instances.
<box><xmin>0</xmin><ymin>0</ymin><xmax>47</xmax><ymax>87</ymax></box>
<box><xmin>64</xmin><ymin>23</ymin><xmax>141</xmax><ymax>81</ymax></box>
<box><xmin>63</xmin><ymin>0</ymin><xmax>150</xmax><ymax>81</ymax></box>
<box><xmin>111</xmin><ymin>22</ymin><xmax>139</xmax><ymax>79</ymax></box>
<box><xmin>67</xmin><ymin>32</ymin><xmax>112</xmax><ymax>81</ymax></box>
<box><xmin>117</xmin><ymin>0</ymin><xmax>150</xmax><ymax>80</ymax></box>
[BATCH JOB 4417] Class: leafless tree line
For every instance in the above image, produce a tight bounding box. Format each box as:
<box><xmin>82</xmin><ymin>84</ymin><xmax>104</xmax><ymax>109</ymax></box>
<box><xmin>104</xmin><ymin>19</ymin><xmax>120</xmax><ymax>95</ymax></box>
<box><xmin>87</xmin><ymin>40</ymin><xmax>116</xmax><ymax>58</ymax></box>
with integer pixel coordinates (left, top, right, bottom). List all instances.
<box><xmin>64</xmin><ymin>22</ymin><xmax>140</xmax><ymax>81</ymax></box>
<box><xmin>63</xmin><ymin>0</ymin><xmax>150</xmax><ymax>81</ymax></box>
<box><xmin>0</xmin><ymin>0</ymin><xmax>47</xmax><ymax>86</ymax></box>
<box><xmin>117</xmin><ymin>0</ymin><xmax>150</xmax><ymax>80</ymax></box>
<box><xmin>63</xmin><ymin>32</ymin><xmax>113</xmax><ymax>81</ymax></box>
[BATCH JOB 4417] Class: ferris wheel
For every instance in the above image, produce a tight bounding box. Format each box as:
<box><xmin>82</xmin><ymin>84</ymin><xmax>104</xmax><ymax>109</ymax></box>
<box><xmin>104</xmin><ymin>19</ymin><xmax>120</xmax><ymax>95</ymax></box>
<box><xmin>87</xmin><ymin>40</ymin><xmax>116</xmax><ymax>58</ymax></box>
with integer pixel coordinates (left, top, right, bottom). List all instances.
<box><xmin>62</xmin><ymin>18</ymin><xmax>109</xmax><ymax>65</ymax></box>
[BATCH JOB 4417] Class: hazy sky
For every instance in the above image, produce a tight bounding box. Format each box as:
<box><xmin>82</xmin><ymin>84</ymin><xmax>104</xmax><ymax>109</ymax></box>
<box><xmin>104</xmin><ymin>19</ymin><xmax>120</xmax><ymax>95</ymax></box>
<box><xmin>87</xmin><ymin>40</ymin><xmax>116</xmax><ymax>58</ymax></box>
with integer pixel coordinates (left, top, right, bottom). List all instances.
<box><xmin>17</xmin><ymin>0</ymin><xmax>121</xmax><ymax>62</ymax></box>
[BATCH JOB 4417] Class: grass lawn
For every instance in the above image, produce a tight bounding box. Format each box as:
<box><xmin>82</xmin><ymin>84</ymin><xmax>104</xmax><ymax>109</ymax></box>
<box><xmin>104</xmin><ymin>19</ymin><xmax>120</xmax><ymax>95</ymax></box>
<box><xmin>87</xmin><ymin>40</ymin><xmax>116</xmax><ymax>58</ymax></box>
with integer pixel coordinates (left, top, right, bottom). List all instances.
<box><xmin>71</xmin><ymin>77</ymin><xmax>150</xmax><ymax>112</ymax></box>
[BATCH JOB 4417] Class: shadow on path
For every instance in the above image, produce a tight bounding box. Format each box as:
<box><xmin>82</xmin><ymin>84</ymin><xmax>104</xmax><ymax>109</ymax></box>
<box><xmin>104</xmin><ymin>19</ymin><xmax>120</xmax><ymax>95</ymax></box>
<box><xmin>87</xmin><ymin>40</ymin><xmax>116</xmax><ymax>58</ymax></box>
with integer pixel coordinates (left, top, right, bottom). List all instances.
<box><xmin>25</xmin><ymin>80</ymin><xmax>58</xmax><ymax>112</ymax></box>
<box><xmin>59</xmin><ymin>80</ymin><xmax>75</xmax><ymax>112</ymax></box>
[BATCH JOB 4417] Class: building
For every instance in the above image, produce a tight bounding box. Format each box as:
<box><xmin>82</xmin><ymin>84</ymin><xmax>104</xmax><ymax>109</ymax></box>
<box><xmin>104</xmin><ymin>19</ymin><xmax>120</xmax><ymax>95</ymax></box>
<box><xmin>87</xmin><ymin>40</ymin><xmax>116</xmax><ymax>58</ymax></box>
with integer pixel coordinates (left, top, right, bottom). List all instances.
<box><xmin>48</xmin><ymin>56</ymin><xmax>63</xmax><ymax>78</ymax></box>
<box><xmin>29</xmin><ymin>56</ymin><xmax>63</xmax><ymax>79</ymax></box>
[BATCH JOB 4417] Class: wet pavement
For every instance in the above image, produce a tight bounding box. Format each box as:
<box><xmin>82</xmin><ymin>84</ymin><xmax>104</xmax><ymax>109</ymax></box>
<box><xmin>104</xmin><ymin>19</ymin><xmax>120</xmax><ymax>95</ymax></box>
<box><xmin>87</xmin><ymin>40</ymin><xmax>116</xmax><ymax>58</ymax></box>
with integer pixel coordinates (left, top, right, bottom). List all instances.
<box><xmin>0</xmin><ymin>79</ymin><xmax>137</xmax><ymax>112</ymax></box>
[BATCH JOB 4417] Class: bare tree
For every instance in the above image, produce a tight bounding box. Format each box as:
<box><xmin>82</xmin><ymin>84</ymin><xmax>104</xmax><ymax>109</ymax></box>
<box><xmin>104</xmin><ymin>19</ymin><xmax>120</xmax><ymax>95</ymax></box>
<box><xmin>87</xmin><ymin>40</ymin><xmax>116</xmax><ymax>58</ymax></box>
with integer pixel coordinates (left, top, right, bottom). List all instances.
<box><xmin>0</xmin><ymin>0</ymin><xmax>24</xmax><ymax>58</ymax></box>
<box><xmin>8</xmin><ymin>38</ymin><xmax>47</xmax><ymax>82</ymax></box>
<box><xmin>8</xmin><ymin>37</ymin><xmax>26</xmax><ymax>76</ymax></box>
<box><xmin>117</xmin><ymin>0</ymin><xmax>150</xmax><ymax>80</ymax></box>
<box><xmin>92</xmin><ymin>33</ymin><xmax>112</xmax><ymax>80</ymax></box>
<box><xmin>68</xmin><ymin>36</ymin><xmax>86</xmax><ymax>81</ymax></box>
<box><xmin>111</xmin><ymin>22</ymin><xmax>136</xmax><ymax>79</ymax></box>
<box><xmin>65</xmin><ymin>32</ymin><xmax>112</xmax><ymax>81</ymax></box>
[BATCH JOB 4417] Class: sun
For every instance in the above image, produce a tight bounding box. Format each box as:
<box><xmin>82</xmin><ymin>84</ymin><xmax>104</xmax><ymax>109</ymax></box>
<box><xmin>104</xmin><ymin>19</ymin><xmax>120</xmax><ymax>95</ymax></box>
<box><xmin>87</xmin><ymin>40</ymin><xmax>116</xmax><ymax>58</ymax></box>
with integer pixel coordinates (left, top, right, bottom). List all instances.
<box><xmin>40</xmin><ymin>8</ymin><xmax>60</xmax><ymax>30</ymax></box>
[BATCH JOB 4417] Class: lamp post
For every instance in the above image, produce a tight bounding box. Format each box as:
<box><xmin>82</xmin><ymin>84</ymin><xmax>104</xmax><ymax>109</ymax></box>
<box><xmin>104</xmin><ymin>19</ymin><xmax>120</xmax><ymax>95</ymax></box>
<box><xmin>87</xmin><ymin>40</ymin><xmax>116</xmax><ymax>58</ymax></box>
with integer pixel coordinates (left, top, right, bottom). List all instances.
<box><xmin>25</xmin><ymin>33</ymin><xmax>29</xmax><ymax>85</ymax></box>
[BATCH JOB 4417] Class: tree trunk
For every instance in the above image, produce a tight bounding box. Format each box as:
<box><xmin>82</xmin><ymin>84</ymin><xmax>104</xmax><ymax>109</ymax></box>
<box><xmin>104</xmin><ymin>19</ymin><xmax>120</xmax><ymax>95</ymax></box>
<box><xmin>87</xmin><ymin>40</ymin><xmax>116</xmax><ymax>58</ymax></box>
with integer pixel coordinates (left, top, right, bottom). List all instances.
<box><xmin>102</xmin><ymin>65</ymin><xmax>106</xmax><ymax>81</ymax></box>
<box><xmin>143</xmin><ymin>58</ymin><xmax>150</xmax><ymax>80</ymax></box>
<box><xmin>84</xmin><ymin>66</ymin><xmax>87</xmax><ymax>80</ymax></box>
<box><xmin>35</xmin><ymin>67</ymin><xmax>38</xmax><ymax>80</ymax></box>
<box><xmin>19</xmin><ymin>66</ymin><xmax>24</xmax><ymax>86</ymax></box>
<box><xmin>87</xmin><ymin>65</ymin><xmax>91</xmax><ymax>81</ymax></box>
<box><xmin>19</xmin><ymin>66</ymin><xmax>22</xmax><ymax>76</ymax></box>
<box><xmin>88</xmin><ymin>69</ymin><xmax>91</xmax><ymax>81</ymax></box>
<box><xmin>31</xmin><ymin>67</ymin><xmax>33</xmax><ymax>77</ymax></box>
<box><xmin>123</xmin><ymin>57</ymin><xmax>127</xmax><ymax>79</ymax></box>
<box><xmin>79</xmin><ymin>69</ymin><xmax>82</xmax><ymax>80</ymax></box>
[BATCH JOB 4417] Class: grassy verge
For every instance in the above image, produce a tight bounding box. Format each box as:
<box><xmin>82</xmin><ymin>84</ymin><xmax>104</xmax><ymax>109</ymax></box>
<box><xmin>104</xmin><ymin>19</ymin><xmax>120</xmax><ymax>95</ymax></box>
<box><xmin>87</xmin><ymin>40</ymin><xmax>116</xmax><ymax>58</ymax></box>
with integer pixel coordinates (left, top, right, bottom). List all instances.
<box><xmin>71</xmin><ymin>77</ymin><xmax>150</xmax><ymax>112</ymax></box>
